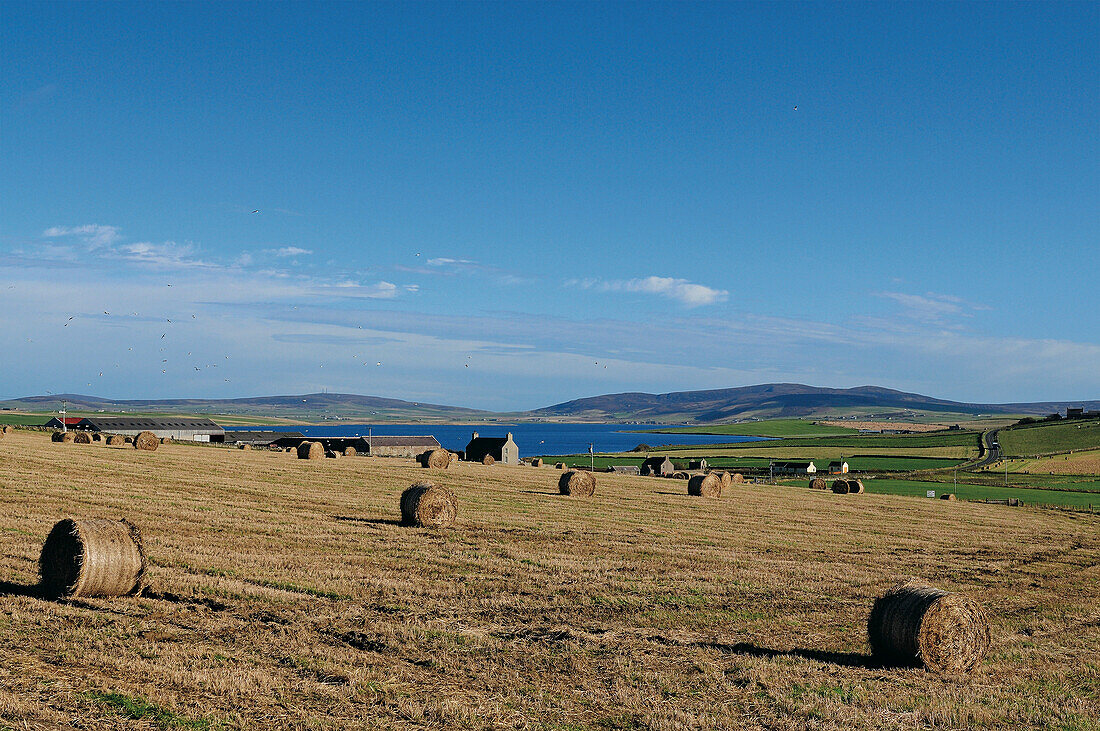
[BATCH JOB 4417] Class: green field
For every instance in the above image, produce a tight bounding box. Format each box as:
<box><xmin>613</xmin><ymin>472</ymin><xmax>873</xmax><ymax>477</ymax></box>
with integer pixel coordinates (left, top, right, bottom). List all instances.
<box><xmin>0</xmin><ymin>413</ymin><xmax>55</xmax><ymax>426</ymax></box>
<box><xmin>998</xmin><ymin>418</ymin><xmax>1100</xmax><ymax>456</ymax></box>
<box><xmin>642</xmin><ymin>419</ymin><xmax>858</xmax><ymax>437</ymax></box>
<box><xmin>842</xmin><ymin>478</ymin><xmax>1100</xmax><ymax>509</ymax></box>
<box><xmin>550</xmin><ymin>454</ymin><xmax>968</xmax><ymax>473</ymax></box>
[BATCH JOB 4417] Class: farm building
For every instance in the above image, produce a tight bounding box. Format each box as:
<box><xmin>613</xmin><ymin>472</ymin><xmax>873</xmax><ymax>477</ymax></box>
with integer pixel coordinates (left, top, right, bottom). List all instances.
<box><xmin>608</xmin><ymin>465</ymin><xmax>641</xmax><ymax>475</ymax></box>
<box><xmin>364</xmin><ymin>435</ymin><xmax>441</xmax><ymax>458</ymax></box>
<box><xmin>224</xmin><ymin>431</ymin><xmax>305</xmax><ymax>447</ymax></box>
<box><xmin>641</xmin><ymin>456</ymin><xmax>674</xmax><ymax>477</ymax></box>
<box><xmin>465</xmin><ymin>432</ymin><xmax>519</xmax><ymax>465</ymax></box>
<box><xmin>771</xmin><ymin>460</ymin><xmax>817</xmax><ymax>475</ymax></box>
<box><xmin>43</xmin><ymin>417</ymin><xmax>84</xmax><ymax>430</ymax></box>
<box><xmin>77</xmin><ymin>417</ymin><xmax>225</xmax><ymax>442</ymax></box>
<box><xmin>827</xmin><ymin>460</ymin><xmax>849</xmax><ymax>474</ymax></box>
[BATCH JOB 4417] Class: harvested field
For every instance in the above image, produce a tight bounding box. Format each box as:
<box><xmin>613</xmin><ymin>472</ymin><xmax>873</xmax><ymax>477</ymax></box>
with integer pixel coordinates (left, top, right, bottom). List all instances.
<box><xmin>820</xmin><ymin>421</ymin><xmax>948</xmax><ymax>433</ymax></box>
<box><xmin>0</xmin><ymin>429</ymin><xmax>1097</xmax><ymax>729</ymax></box>
<box><xmin>1005</xmin><ymin>448</ymin><xmax>1100</xmax><ymax>476</ymax></box>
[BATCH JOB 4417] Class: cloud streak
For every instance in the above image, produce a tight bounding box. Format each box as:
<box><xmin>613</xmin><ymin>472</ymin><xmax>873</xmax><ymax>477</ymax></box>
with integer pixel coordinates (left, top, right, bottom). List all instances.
<box><xmin>570</xmin><ymin>276</ymin><xmax>728</xmax><ymax>307</ymax></box>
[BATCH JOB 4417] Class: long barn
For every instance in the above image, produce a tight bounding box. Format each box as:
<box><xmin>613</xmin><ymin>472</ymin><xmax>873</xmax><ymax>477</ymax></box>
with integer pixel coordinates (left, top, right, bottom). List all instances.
<box><xmin>77</xmin><ymin>417</ymin><xmax>225</xmax><ymax>442</ymax></box>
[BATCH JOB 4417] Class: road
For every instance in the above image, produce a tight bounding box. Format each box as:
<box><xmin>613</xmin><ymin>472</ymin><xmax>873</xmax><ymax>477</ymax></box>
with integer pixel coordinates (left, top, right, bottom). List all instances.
<box><xmin>966</xmin><ymin>429</ymin><xmax>1001</xmax><ymax>471</ymax></box>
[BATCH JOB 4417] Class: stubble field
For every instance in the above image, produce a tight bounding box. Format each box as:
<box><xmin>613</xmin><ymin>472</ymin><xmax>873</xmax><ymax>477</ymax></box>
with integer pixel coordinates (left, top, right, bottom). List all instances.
<box><xmin>0</xmin><ymin>430</ymin><xmax>1098</xmax><ymax>730</ymax></box>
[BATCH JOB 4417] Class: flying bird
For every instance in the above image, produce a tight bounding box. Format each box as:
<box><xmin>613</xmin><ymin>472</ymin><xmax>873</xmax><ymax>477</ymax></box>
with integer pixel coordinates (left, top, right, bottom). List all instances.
<box><xmin>251</xmin><ymin>210</ymin><xmax>259</xmax><ymax>214</ymax></box>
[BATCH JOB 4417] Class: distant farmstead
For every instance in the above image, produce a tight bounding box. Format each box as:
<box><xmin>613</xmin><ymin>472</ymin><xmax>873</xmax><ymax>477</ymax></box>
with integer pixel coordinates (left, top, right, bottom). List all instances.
<box><xmin>771</xmin><ymin>460</ymin><xmax>817</xmax><ymax>475</ymax></box>
<box><xmin>363</xmin><ymin>435</ymin><xmax>441</xmax><ymax>458</ymax></box>
<box><xmin>43</xmin><ymin>417</ymin><xmax>83</xmax><ymax>429</ymax></box>
<box><xmin>641</xmin><ymin>456</ymin><xmax>673</xmax><ymax>477</ymax></box>
<box><xmin>77</xmin><ymin>417</ymin><xmax>225</xmax><ymax>442</ymax></box>
<box><xmin>465</xmin><ymin>432</ymin><xmax>519</xmax><ymax>465</ymax></box>
<box><xmin>827</xmin><ymin>461</ymin><xmax>849</xmax><ymax>474</ymax></box>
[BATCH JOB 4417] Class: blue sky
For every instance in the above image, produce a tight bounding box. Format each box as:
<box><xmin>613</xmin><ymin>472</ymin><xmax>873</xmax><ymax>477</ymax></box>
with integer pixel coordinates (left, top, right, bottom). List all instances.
<box><xmin>2</xmin><ymin>1</ymin><xmax>1097</xmax><ymax>410</ymax></box>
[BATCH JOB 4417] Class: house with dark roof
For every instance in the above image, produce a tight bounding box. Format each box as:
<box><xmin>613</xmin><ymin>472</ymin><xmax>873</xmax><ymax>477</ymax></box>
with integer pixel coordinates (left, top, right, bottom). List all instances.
<box><xmin>77</xmin><ymin>416</ymin><xmax>225</xmax><ymax>442</ymax></box>
<box><xmin>641</xmin><ymin>456</ymin><xmax>673</xmax><ymax>477</ymax></box>
<box><xmin>827</xmin><ymin>460</ymin><xmax>849</xmax><ymax>474</ymax></box>
<box><xmin>771</xmin><ymin>460</ymin><xmax>817</xmax><ymax>475</ymax></box>
<box><xmin>464</xmin><ymin>432</ymin><xmax>519</xmax><ymax>465</ymax></box>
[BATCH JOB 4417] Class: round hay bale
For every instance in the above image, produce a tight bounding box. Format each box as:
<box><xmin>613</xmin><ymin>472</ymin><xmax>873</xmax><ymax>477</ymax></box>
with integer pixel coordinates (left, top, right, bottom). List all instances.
<box><xmin>38</xmin><ymin>518</ymin><xmax>147</xmax><ymax>599</ymax></box>
<box><xmin>400</xmin><ymin>481</ymin><xmax>458</xmax><ymax>528</ymax></box>
<box><xmin>344</xmin><ymin>446</ymin><xmax>357</xmax><ymax>457</ymax></box>
<box><xmin>482</xmin><ymin>454</ymin><xmax>495</xmax><ymax>466</ymax></box>
<box><xmin>422</xmin><ymin>449</ymin><xmax>451</xmax><ymax>469</ymax></box>
<box><xmin>730</xmin><ymin>472</ymin><xmax>745</xmax><ymax>484</ymax></box>
<box><xmin>1</xmin><ymin>425</ymin><xmax>12</xmax><ymax>434</ymax></box>
<box><xmin>555</xmin><ymin>462</ymin><xmax>567</xmax><ymax>470</ymax></box>
<box><xmin>326</xmin><ymin>450</ymin><xmax>341</xmax><ymax>459</ymax></box>
<box><xmin>297</xmin><ymin>441</ymin><xmax>324</xmax><ymax>460</ymax></box>
<box><xmin>558</xmin><ymin>470</ymin><xmax>596</xmax><ymax>497</ymax></box>
<box><xmin>868</xmin><ymin>580</ymin><xmax>990</xmax><ymax>673</ymax></box>
<box><xmin>714</xmin><ymin>471</ymin><xmax>733</xmax><ymax>490</ymax></box>
<box><xmin>73</xmin><ymin>432</ymin><xmax>91</xmax><ymax>444</ymax></box>
<box><xmin>160</xmin><ymin>437</ymin><xmax>172</xmax><ymax>444</ymax></box>
<box><xmin>531</xmin><ymin>458</ymin><xmax>544</xmax><ymax>467</ymax></box>
<box><xmin>448</xmin><ymin>452</ymin><xmax>460</xmax><ymax>468</ymax></box>
<box><xmin>847</xmin><ymin>478</ymin><xmax>865</xmax><ymax>494</ymax></box>
<box><xmin>672</xmin><ymin>471</ymin><xmax>690</xmax><ymax>480</ymax></box>
<box><xmin>831</xmin><ymin>479</ymin><xmax>851</xmax><ymax>494</ymax></box>
<box><xmin>809</xmin><ymin>477</ymin><xmax>827</xmax><ymax>490</ymax></box>
<box><xmin>238</xmin><ymin>444</ymin><xmax>252</xmax><ymax>451</ymax></box>
<box><xmin>133</xmin><ymin>431</ymin><xmax>159</xmax><ymax>451</ymax></box>
<box><xmin>106</xmin><ymin>434</ymin><xmax>125</xmax><ymax>446</ymax></box>
<box><xmin>284</xmin><ymin>446</ymin><xmax>294</xmax><ymax>453</ymax></box>
<box><xmin>941</xmin><ymin>493</ymin><xmax>957</xmax><ymax>501</ymax></box>
<box><xmin>52</xmin><ymin>431</ymin><xmax>74</xmax><ymax>443</ymax></box>
<box><xmin>688</xmin><ymin>473</ymin><xmax>722</xmax><ymax>497</ymax></box>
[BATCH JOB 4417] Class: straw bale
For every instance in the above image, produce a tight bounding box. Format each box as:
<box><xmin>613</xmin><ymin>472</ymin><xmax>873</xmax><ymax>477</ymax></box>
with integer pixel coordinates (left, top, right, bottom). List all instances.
<box><xmin>297</xmin><ymin>441</ymin><xmax>324</xmax><ymax>460</ymax></box>
<box><xmin>344</xmin><ymin>446</ymin><xmax>357</xmax><ymax>457</ymax></box>
<box><xmin>160</xmin><ymin>437</ymin><xmax>172</xmax><ymax>444</ymax></box>
<box><xmin>531</xmin><ymin>458</ymin><xmax>544</xmax><ymax>467</ymax></box>
<box><xmin>326</xmin><ymin>450</ymin><xmax>341</xmax><ymax>459</ymax></box>
<box><xmin>846</xmin><ymin>478</ymin><xmax>864</xmax><ymax>494</ymax></box>
<box><xmin>482</xmin><ymin>454</ymin><xmax>495</xmax><ymax>466</ymax></box>
<box><xmin>941</xmin><ymin>493</ymin><xmax>957</xmax><ymax>501</ymax></box>
<box><xmin>421</xmin><ymin>449</ymin><xmax>451</xmax><ymax>469</ymax></box>
<box><xmin>238</xmin><ymin>444</ymin><xmax>252</xmax><ymax>451</ymax></box>
<box><xmin>554</xmin><ymin>462</ymin><xmax>567</xmax><ymax>470</ymax></box>
<box><xmin>809</xmin><ymin>477</ymin><xmax>827</xmax><ymax>490</ymax></box>
<box><xmin>558</xmin><ymin>470</ymin><xmax>596</xmax><ymax>497</ymax></box>
<box><xmin>106</xmin><ymin>435</ymin><xmax>125</xmax><ymax>446</ymax></box>
<box><xmin>73</xmin><ymin>432</ymin><xmax>91</xmax><ymax>444</ymax></box>
<box><xmin>729</xmin><ymin>472</ymin><xmax>745</xmax><ymax>483</ymax></box>
<box><xmin>688</xmin><ymin>473</ymin><xmax>722</xmax><ymax>497</ymax></box>
<box><xmin>831</xmin><ymin>479</ymin><xmax>851</xmax><ymax>494</ymax></box>
<box><xmin>400</xmin><ymin>481</ymin><xmax>458</xmax><ymax>528</ymax></box>
<box><xmin>671</xmin><ymin>471</ymin><xmax>690</xmax><ymax>480</ymax></box>
<box><xmin>38</xmin><ymin>518</ymin><xmax>147</xmax><ymax>599</ymax></box>
<box><xmin>133</xmin><ymin>431</ymin><xmax>159</xmax><ymax>451</ymax></box>
<box><xmin>868</xmin><ymin>580</ymin><xmax>990</xmax><ymax>673</ymax></box>
<box><xmin>449</xmin><ymin>452</ymin><xmax>460</xmax><ymax>467</ymax></box>
<box><xmin>1</xmin><ymin>425</ymin><xmax>12</xmax><ymax>434</ymax></box>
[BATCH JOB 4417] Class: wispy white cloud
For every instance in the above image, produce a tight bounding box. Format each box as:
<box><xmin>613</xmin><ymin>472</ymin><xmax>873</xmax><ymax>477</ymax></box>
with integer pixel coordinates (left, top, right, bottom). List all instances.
<box><xmin>427</xmin><ymin>257</ymin><xmax>478</xmax><ymax>267</ymax></box>
<box><xmin>570</xmin><ymin>276</ymin><xmax>728</xmax><ymax>307</ymax></box>
<box><xmin>267</xmin><ymin>246</ymin><xmax>312</xmax><ymax>257</ymax></box>
<box><xmin>875</xmin><ymin>291</ymin><xmax>990</xmax><ymax>325</ymax></box>
<box><xmin>43</xmin><ymin>224</ymin><xmax>121</xmax><ymax>249</ymax></box>
<box><xmin>117</xmin><ymin>241</ymin><xmax>213</xmax><ymax>268</ymax></box>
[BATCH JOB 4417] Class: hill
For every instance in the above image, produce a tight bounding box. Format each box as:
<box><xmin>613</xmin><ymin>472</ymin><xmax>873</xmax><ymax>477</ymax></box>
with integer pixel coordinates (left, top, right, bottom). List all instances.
<box><xmin>0</xmin><ymin>392</ymin><xmax>494</xmax><ymax>423</ymax></box>
<box><xmin>530</xmin><ymin>384</ymin><xmax>1100</xmax><ymax>423</ymax></box>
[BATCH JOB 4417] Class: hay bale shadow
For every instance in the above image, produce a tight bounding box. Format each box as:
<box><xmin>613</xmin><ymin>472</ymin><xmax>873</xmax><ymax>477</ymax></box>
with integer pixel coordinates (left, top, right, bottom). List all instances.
<box><xmin>332</xmin><ymin>515</ymin><xmax>402</xmax><ymax>526</ymax></box>
<box><xmin>699</xmin><ymin>641</ymin><xmax>891</xmax><ymax>670</ymax></box>
<box><xmin>0</xmin><ymin>580</ymin><xmax>42</xmax><ymax>598</ymax></box>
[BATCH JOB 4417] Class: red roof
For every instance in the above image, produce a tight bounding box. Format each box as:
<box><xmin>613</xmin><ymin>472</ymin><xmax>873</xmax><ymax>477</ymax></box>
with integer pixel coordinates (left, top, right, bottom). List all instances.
<box><xmin>61</xmin><ymin>417</ymin><xmax>82</xmax><ymax>426</ymax></box>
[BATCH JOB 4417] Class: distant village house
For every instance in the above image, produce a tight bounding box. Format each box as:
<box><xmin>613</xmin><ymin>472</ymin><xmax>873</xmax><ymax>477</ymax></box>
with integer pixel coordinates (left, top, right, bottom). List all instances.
<box><xmin>465</xmin><ymin>432</ymin><xmax>519</xmax><ymax>465</ymax></box>
<box><xmin>771</xmin><ymin>460</ymin><xmax>817</xmax><ymax>475</ymax></box>
<box><xmin>641</xmin><ymin>456</ymin><xmax>673</xmax><ymax>477</ymax></box>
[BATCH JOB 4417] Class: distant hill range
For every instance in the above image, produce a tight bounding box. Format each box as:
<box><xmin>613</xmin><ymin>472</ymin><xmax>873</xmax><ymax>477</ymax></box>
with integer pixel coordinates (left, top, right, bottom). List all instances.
<box><xmin>531</xmin><ymin>384</ymin><xmax>1100</xmax><ymax>422</ymax></box>
<box><xmin>2</xmin><ymin>384</ymin><xmax>1097</xmax><ymax>424</ymax></box>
